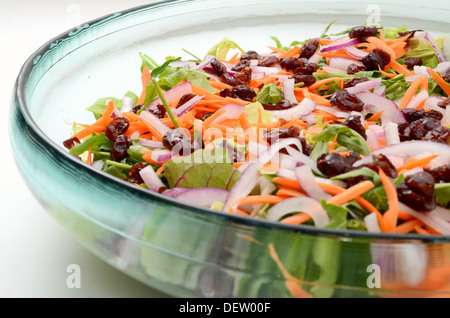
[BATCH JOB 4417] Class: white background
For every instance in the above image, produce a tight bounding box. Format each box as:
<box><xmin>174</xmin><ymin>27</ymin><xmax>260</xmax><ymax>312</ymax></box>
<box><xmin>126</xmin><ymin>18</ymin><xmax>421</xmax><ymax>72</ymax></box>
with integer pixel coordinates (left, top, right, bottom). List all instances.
<box><xmin>1</xmin><ymin>0</ymin><xmax>171</xmax><ymax>297</ymax></box>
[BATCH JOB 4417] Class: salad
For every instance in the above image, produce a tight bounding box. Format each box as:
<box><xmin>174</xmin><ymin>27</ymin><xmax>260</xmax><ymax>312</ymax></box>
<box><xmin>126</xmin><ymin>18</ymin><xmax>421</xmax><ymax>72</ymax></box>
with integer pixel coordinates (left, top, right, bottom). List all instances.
<box><xmin>63</xmin><ymin>24</ymin><xmax>450</xmax><ymax>236</ymax></box>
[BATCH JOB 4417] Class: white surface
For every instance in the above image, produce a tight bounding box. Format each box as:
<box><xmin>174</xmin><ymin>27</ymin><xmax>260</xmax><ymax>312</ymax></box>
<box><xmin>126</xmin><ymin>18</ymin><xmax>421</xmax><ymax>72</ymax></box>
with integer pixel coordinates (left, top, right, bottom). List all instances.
<box><xmin>1</xmin><ymin>0</ymin><xmax>170</xmax><ymax>298</ymax></box>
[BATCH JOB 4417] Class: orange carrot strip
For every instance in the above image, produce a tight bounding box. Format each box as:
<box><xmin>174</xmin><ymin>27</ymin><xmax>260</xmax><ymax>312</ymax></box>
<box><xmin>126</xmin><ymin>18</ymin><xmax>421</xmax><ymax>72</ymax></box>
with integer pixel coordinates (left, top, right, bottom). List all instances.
<box><xmin>156</xmin><ymin>165</ymin><xmax>164</xmax><ymax>175</ymax></box>
<box><xmin>387</xmin><ymin>60</ymin><xmax>414</xmax><ymax>77</ymax></box>
<box><xmin>379</xmin><ymin>169</ymin><xmax>399</xmax><ymax>233</ymax></box>
<box><xmin>398</xmin><ymin>211</ymin><xmax>414</xmax><ymax>221</ymax></box>
<box><xmin>378</xmin><ymin>65</ymin><xmax>397</xmax><ymax>78</ymax></box>
<box><xmin>366</xmin><ymin>36</ymin><xmax>396</xmax><ymax>59</ymax></box>
<box><xmin>281</xmin><ymin>213</ymin><xmax>311</xmax><ymax>225</ymax></box>
<box><xmin>272</xmin><ymin>177</ymin><xmax>302</xmax><ymax>191</ymax></box>
<box><xmin>393</xmin><ymin>219</ymin><xmax>423</xmax><ymax>234</ymax></box>
<box><xmin>366</xmin><ymin>111</ymin><xmax>384</xmax><ymax>121</ymax></box>
<box><xmin>398</xmin><ymin>76</ymin><xmax>425</xmax><ymax>109</ymax></box>
<box><xmin>137</xmin><ymin>66</ymin><xmax>152</xmax><ymax>105</ymax></box>
<box><xmin>267</xmin><ymin>46</ymin><xmax>288</xmax><ymax>54</ymax></box>
<box><xmin>209</xmin><ymin>79</ymin><xmax>233</xmax><ymax>90</ymax></box>
<box><xmin>277</xmin><ymin>188</ymin><xmax>306</xmax><ymax>197</ymax></box>
<box><xmin>325</xmin><ymin>181</ymin><xmax>375</xmax><ymax>206</ymax></box>
<box><xmin>238</xmin><ymin>195</ymin><xmax>284</xmax><ymax>205</ymax></box>
<box><xmin>428</xmin><ymin>67</ymin><xmax>450</xmax><ymax>96</ymax></box>
<box><xmin>73</xmin><ymin>100</ymin><xmax>116</xmax><ymax>140</ymax></box>
<box><xmin>279</xmin><ymin>45</ymin><xmax>302</xmax><ymax>59</ymax></box>
<box><xmin>202</xmin><ymin>109</ymin><xmax>227</xmax><ymax>127</ymax></box>
<box><xmin>308</xmin><ymin>77</ymin><xmax>344</xmax><ymax>91</ymax></box>
<box><xmin>86</xmin><ymin>145</ymin><xmax>93</xmax><ymax>165</ymax></box>
<box><xmin>121</xmin><ymin>111</ymin><xmax>163</xmax><ymax>141</ymax></box>
<box><xmin>414</xmin><ymin>225</ymin><xmax>430</xmax><ymax>235</ymax></box>
<box><xmin>397</xmin><ymin>154</ymin><xmax>439</xmax><ymax>172</ymax></box>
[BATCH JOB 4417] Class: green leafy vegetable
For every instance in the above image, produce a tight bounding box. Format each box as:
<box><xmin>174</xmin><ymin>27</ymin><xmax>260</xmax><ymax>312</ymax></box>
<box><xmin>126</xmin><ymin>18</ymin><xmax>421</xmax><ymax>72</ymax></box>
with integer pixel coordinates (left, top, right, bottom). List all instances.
<box><xmin>139</xmin><ymin>52</ymin><xmax>159</xmax><ymax>72</ymax></box>
<box><xmin>384</xmin><ymin>26</ymin><xmax>408</xmax><ymax>39</ymax></box>
<box><xmin>396</xmin><ymin>38</ymin><xmax>440</xmax><ymax>68</ymax></box>
<box><xmin>434</xmin><ymin>183</ymin><xmax>450</xmax><ymax>208</ymax></box>
<box><xmin>151</xmin><ymin>57</ymin><xmax>182</xmax><ymax>78</ymax></box>
<box><xmin>312</xmin><ymin>124</ymin><xmax>371</xmax><ymax>156</ymax></box>
<box><xmin>86</xmin><ymin>97</ymin><xmax>122</xmax><ymax>120</ymax></box>
<box><xmin>69</xmin><ymin>133</ymin><xmax>112</xmax><ymax>156</ymax></box>
<box><xmin>255</xmin><ymin>84</ymin><xmax>283</xmax><ymax>105</ymax></box>
<box><xmin>332</xmin><ymin>167</ymin><xmax>381</xmax><ymax>185</ymax></box>
<box><xmin>321</xmin><ymin>200</ymin><xmax>348</xmax><ymax>229</ymax></box>
<box><xmin>206</xmin><ymin>37</ymin><xmax>245</xmax><ymax>60</ymax></box>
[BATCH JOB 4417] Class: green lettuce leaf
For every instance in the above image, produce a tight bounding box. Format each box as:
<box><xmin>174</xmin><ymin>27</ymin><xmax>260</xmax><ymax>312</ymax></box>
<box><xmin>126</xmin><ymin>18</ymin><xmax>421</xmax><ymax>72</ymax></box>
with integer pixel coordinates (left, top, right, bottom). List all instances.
<box><xmin>434</xmin><ymin>183</ymin><xmax>450</xmax><ymax>208</ymax></box>
<box><xmin>397</xmin><ymin>38</ymin><xmax>440</xmax><ymax>68</ymax></box>
<box><xmin>157</xmin><ymin>66</ymin><xmax>215</xmax><ymax>93</ymax></box>
<box><xmin>255</xmin><ymin>84</ymin><xmax>283</xmax><ymax>105</ymax></box>
<box><xmin>206</xmin><ymin>37</ymin><xmax>245</xmax><ymax>60</ymax></box>
<box><xmin>312</xmin><ymin>124</ymin><xmax>371</xmax><ymax>156</ymax></box>
<box><xmin>384</xmin><ymin>26</ymin><xmax>408</xmax><ymax>39</ymax></box>
<box><xmin>86</xmin><ymin>97</ymin><xmax>122</xmax><ymax>120</ymax></box>
<box><xmin>321</xmin><ymin>200</ymin><xmax>348</xmax><ymax>229</ymax></box>
<box><xmin>139</xmin><ymin>52</ymin><xmax>159</xmax><ymax>72</ymax></box>
<box><xmin>162</xmin><ymin>148</ymin><xmax>240</xmax><ymax>189</ymax></box>
<box><xmin>331</xmin><ymin>167</ymin><xmax>381</xmax><ymax>185</ymax></box>
<box><xmin>243</xmin><ymin>102</ymin><xmax>274</xmax><ymax>125</ymax></box>
<box><xmin>69</xmin><ymin>133</ymin><xmax>112</xmax><ymax>156</ymax></box>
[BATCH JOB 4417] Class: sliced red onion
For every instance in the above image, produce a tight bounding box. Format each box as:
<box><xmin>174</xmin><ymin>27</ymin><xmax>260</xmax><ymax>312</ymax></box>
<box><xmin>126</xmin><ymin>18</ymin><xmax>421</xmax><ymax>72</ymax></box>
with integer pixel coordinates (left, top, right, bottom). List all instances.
<box><xmin>385</xmin><ymin>155</ymin><xmax>404</xmax><ymax>169</ymax></box>
<box><xmin>266</xmin><ymin>196</ymin><xmax>330</xmax><ymax>227</ymax></box>
<box><xmin>314</xmin><ymin>177</ymin><xmax>347</xmax><ymax>188</ymax></box>
<box><xmin>442</xmin><ymin>106</ymin><xmax>450</xmax><ymax>125</ymax></box>
<box><xmin>315</xmin><ymin>105</ymin><xmax>349</xmax><ymax>118</ymax></box>
<box><xmin>140</xmin><ymin>111</ymin><xmax>171</xmax><ymax>136</ymax></box>
<box><xmin>303</xmin><ymin>113</ymin><xmax>317</xmax><ymax>126</ymax></box>
<box><xmin>248</xmin><ymin>176</ymin><xmax>278</xmax><ymax>217</ymax></box>
<box><xmin>173</xmin><ymin>187</ymin><xmax>230</xmax><ymax>207</ymax></box>
<box><xmin>295</xmin><ymin>166</ymin><xmax>331</xmax><ymax>201</ymax></box>
<box><xmin>353</xmin><ymin>140</ymin><xmax>450</xmax><ymax>168</ymax></box>
<box><xmin>373</xmin><ymin>85</ymin><xmax>386</xmax><ymax>96</ymax></box>
<box><xmin>277</xmin><ymin>168</ymin><xmax>296</xmax><ymax>180</ymax></box>
<box><xmin>424</xmin><ymin>95</ymin><xmax>446</xmax><ymax>115</ymax></box>
<box><xmin>366</xmin><ymin>126</ymin><xmax>380</xmax><ymax>149</ymax></box>
<box><xmin>308</xmin><ymin>53</ymin><xmax>322</xmax><ymax>64</ymax></box>
<box><xmin>268</xmin><ymin>98</ymin><xmax>315</xmax><ymax>120</ymax></box>
<box><xmin>222</xmin><ymin>163</ymin><xmax>260</xmax><ymax>213</ymax></box>
<box><xmin>121</xmin><ymin>96</ymin><xmax>135</xmax><ymax>113</ymax></box>
<box><xmin>344</xmin><ymin>46</ymin><xmax>368</xmax><ymax>60</ymax></box>
<box><xmin>413</xmin><ymin>65</ymin><xmax>429</xmax><ymax>76</ymax></box>
<box><xmin>210</xmin><ymin>104</ymin><xmax>245</xmax><ymax>125</ymax></box>
<box><xmin>130</xmin><ymin>131</ymin><xmax>140</xmax><ymax>140</ymax></box>
<box><xmin>406</xmin><ymin>90</ymin><xmax>429</xmax><ymax>109</ymax></box>
<box><xmin>413</xmin><ymin>32</ymin><xmax>445</xmax><ymax>63</ymax></box>
<box><xmin>252</xmin><ymin>138</ymin><xmax>303</xmax><ymax>166</ymax></box>
<box><xmin>140</xmin><ymin>139</ymin><xmax>164</xmax><ymax>149</ymax></box>
<box><xmin>346</xmin><ymin>78</ymin><xmax>382</xmax><ymax>95</ymax></box>
<box><xmin>398</xmin><ymin>202</ymin><xmax>450</xmax><ymax>235</ymax></box>
<box><xmin>195</xmin><ymin>55</ymin><xmax>215</xmax><ymax>70</ymax></box>
<box><xmin>139</xmin><ymin>165</ymin><xmax>165</xmax><ymax>192</ymax></box>
<box><xmin>434</xmin><ymin>61</ymin><xmax>450</xmax><ymax>75</ymax></box>
<box><xmin>279</xmin><ymin>155</ymin><xmax>298</xmax><ymax>170</ymax></box>
<box><xmin>284</xmin><ymin>146</ymin><xmax>322</xmax><ymax>176</ymax></box>
<box><xmin>321</xmin><ymin>65</ymin><xmax>347</xmax><ymax>74</ymax></box>
<box><xmin>203</xmin><ymin>66</ymin><xmax>236</xmax><ymax>77</ymax></box>
<box><xmin>329</xmin><ymin>57</ymin><xmax>363</xmax><ymax>71</ymax></box>
<box><xmin>147</xmin><ymin>81</ymin><xmax>193</xmax><ymax>110</ymax></box>
<box><xmin>383</xmin><ymin>122</ymin><xmax>400</xmax><ymax>145</ymax></box>
<box><xmin>162</xmin><ymin>187</ymin><xmax>190</xmax><ymax>197</ymax></box>
<box><xmin>443</xmin><ymin>36</ymin><xmax>450</xmax><ymax>62</ymax></box>
<box><xmin>150</xmin><ymin>149</ymin><xmax>173</xmax><ymax>163</ymax></box>
<box><xmin>405</xmin><ymin>75</ymin><xmax>422</xmax><ymax>83</ymax></box>
<box><xmin>173</xmin><ymin>94</ymin><xmax>203</xmax><ymax>117</ymax></box>
<box><xmin>364</xmin><ymin>212</ymin><xmax>381</xmax><ymax>233</ymax></box>
<box><xmin>357</xmin><ymin>92</ymin><xmax>407</xmax><ymax>124</ymax></box>
<box><xmin>320</xmin><ymin>36</ymin><xmax>359</xmax><ymax>53</ymax></box>
<box><xmin>247</xmin><ymin>141</ymin><xmax>268</xmax><ymax>159</ymax></box>
<box><xmin>252</xmin><ymin>66</ymin><xmax>282</xmax><ymax>76</ymax></box>
<box><xmin>282</xmin><ymin>78</ymin><xmax>298</xmax><ymax>105</ymax></box>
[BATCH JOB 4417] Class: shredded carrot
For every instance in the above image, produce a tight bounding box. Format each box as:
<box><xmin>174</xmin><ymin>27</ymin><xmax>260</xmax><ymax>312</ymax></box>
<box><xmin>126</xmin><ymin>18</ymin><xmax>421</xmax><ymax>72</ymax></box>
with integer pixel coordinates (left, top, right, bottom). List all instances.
<box><xmin>387</xmin><ymin>60</ymin><xmax>413</xmax><ymax>77</ymax></box>
<box><xmin>72</xmin><ymin>100</ymin><xmax>116</xmax><ymax>140</ymax></box>
<box><xmin>378</xmin><ymin>65</ymin><xmax>397</xmax><ymax>78</ymax></box>
<box><xmin>398</xmin><ymin>75</ymin><xmax>425</xmax><ymax>109</ymax></box>
<box><xmin>308</xmin><ymin>77</ymin><xmax>344</xmax><ymax>91</ymax></box>
<box><xmin>326</xmin><ymin>181</ymin><xmax>375</xmax><ymax>206</ymax></box>
<box><xmin>280</xmin><ymin>213</ymin><xmax>311</xmax><ymax>225</ymax></box>
<box><xmin>238</xmin><ymin>195</ymin><xmax>284</xmax><ymax>205</ymax></box>
<box><xmin>393</xmin><ymin>219</ymin><xmax>423</xmax><ymax>234</ymax></box>
<box><xmin>86</xmin><ymin>145</ymin><xmax>93</xmax><ymax>165</ymax></box>
<box><xmin>366</xmin><ymin>36</ymin><xmax>397</xmax><ymax>59</ymax></box>
<box><xmin>272</xmin><ymin>177</ymin><xmax>302</xmax><ymax>191</ymax></box>
<box><xmin>366</xmin><ymin>111</ymin><xmax>384</xmax><ymax>121</ymax></box>
<box><xmin>136</xmin><ymin>66</ymin><xmax>152</xmax><ymax>105</ymax></box>
<box><xmin>414</xmin><ymin>225</ymin><xmax>430</xmax><ymax>235</ymax></box>
<box><xmin>277</xmin><ymin>188</ymin><xmax>306</xmax><ymax>197</ymax></box>
<box><xmin>379</xmin><ymin>169</ymin><xmax>399</xmax><ymax>233</ymax></box>
<box><xmin>397</xmin><ymin>154</ymin><xmax>439</xmax><ymax>172</ymax></box>
<box><xmin>428</xmin><ymin>67</ymin><xmax>450</xmax><ymax>96</ymax></box>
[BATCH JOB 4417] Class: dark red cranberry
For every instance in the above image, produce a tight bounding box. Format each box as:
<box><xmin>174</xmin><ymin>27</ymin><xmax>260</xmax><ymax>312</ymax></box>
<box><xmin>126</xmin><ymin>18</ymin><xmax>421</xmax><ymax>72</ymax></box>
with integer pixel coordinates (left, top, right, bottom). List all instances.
<box><xmin>361</xmin><ymin>48</ymin><xmax>391</xmax><ymax>71</ymax></box>
<box><xmin>424</xmin><ymin>126</ymin><xmax>450</xmax><ymax>144</ymax></box>
<box><xmin>330</xmin><ymin>90</ymin><xmax>364</xmax><ymax>112</ymax></box>
<box><xmin>223</xmin><ymin>67</ymin><xmax>252</xmax><ymax>86</ymax></box>
<box><xmin>347</xmin><ymin>64</ymin><xmax>367</xmax><ymax>75</ymax></box>
<box><xmin>294</xmin><ymin>63</ymin><xmax>318</xmax><ymax>75</ymax></box>
<box><xmin>343</xmin><ymin>115</ymin><xmax>367</xmax><ymax>139</ymax></box>
<box><xmin>401</xmin><ymin>108</ymin><xmax>426</xmax><ymax>124</ymax></box>
<box><xmin>398</xmin><ymin>30</ymin><xmax>420</xmax><ymax>39</ymax></box>
<box><xmin>172</xmin><ymin>138</ymin><xmax>200</xmax><ymax>156</ymax></box>
<box><xmin>349</xmin><ymin>26</ymin><xmax>379</xmax><ymax>42</ymax></box>
<box><xmin>424</xmin><ymin>165</ymin><xmax>450</xmax><ymax>183</ymax></box>
<box><xmin>300</xmin><ymin>137</ymin><xmax>312</xmax><ymax>156</ymax></box>
<box><xmin>128</xmin><ymin>162</ymin><xmax>147</xmax><ymax>184</ymax></box>
<box><xmin>215</xmin><ymin>140</ymin><xmax>245</xmax><ymax>163</ymax></box>
<box><xmin>280</xmin><ymin>57</ymin><xmax>304</xmax><ymax>72</ymax></box>
<box><xmin>363</xmin><ymin>154</ymin><xmax>398</xmax><ymax>178</ymax></box>
<box><xmin>299</xmin><ymin>38</ymin><xmax>320</xmax><ymax>59</ymax></box>
<box><xmin>293</xmin><ymin>74</ymin><xmax>316</xmax><ymax>87</ymax></box>
<box><xmin>397</xmin><ymin>172</ymin><xmax>436</xmax><ymax>212</ymax></box>
<box><xmin>231</xmin><ymin>59</ymin><xmax>250</xmax><ymax>72</ymax></box>
<box><xmin>110</xmin><ymin>135</ymin><xmax>132</xmax><ymax>162</ymax></box>
<box><xmin>259</xmin><ymin>56</ymin><xmax>280</xmax><ymax>67</ymax></box>
<box><xmin>240</xmin><ymin>51</ymin><xmax>262</xmax><ymax>60</ymax></box>
<box><xmin>264</xmin><ymin>128</ymin><xmax>295</xmax><ymax>144</ymax></box>
<box><xmin>63</xmin><ymin>136</ymin><xmax>80</xmax><ymax>150</ymax></box>
<box><xmin>403</xmin><ymin>117</ymin><xmax>441</xmax><ymax>140</ymax></box>
<box><xmin>443</xmin><ymin>70</ymin><xmax>450</xmax><ymax>83</ymax></box>
<box><xmin>438</xmin><ymin>97</ymin><xmax>450</xmax><ymax>109</ymax></box>
<box><xmin>210</xmin><ymin>58</ymin><xmax>228</xmax><ymax>77</ymax></box>
<box><xmin>317</xmin><ymin>153</ymin><xmax>352</xmax><ymax>177</ymax></box>
<box><xmin>177</xmin><ymin>93</ymin><xmax>196</xmax><ymax>108</ymax></box>
<box><xmin>162</xmin><ymin>129</ymin><xmax>188</xmax><ymax>150</ymax></box>
<box><xmin>150</xmin><ymin>104</ymin><xmax>167</xmax><ymax>119</ymax></box>
<box><xmin>131</xmin><ymin>104</ymin><xmax>144</xmax><ymax>114</ymax></box>
<box><xmin>262</xmin><ymin>99</ymin><xmax>293</xmax><ymax>111</ymax></box>
<box><xmin>231</xmin><ymin>85</ymin><xmax>256</xmax><ymax>101</ymax></box>
<box><xmin>344</xmin><ymin>77</ymin><xmax>370</xmax><ymax>88</ymax></box>
<box><xmin>105</xmin><ymin>117</ymin><xmax>130</xmax><ymax>142</ymax></box>
<box><xmin>219</xmin><ymin>88</ymin><xmax>234</xmax><ymax>98</ymax></box>
<box><xmin>404</xmin><ymin>57</ymin><xmax>423</xmax><ymax>69</ymax></box>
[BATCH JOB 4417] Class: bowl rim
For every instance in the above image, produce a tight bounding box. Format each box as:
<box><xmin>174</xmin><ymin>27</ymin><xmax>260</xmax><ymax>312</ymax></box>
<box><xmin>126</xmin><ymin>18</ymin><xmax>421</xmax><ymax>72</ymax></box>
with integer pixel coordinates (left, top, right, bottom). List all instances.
<box><xmin>13</xmin><ymin>0</ymin><xmax>450</xmax><ymax>242</ymax></box>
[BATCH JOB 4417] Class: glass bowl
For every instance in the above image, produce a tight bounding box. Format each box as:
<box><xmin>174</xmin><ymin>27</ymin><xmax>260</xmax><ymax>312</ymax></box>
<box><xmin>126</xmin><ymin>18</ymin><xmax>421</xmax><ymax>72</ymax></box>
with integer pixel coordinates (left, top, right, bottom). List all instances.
<box><xmin>9</xmin><ymin>0</ymin><xmax>450</xmax><ymax>298</ymax></box>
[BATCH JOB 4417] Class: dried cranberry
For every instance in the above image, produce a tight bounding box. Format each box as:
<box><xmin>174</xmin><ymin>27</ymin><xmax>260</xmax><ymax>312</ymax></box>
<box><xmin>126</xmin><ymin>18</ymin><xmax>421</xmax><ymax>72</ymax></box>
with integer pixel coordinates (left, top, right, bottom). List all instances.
<box><xmin>363</xmin><ymin>154</ymin><xmax>398</xmax><ymax>178</ymax></box>
<box><xmin>397</xmin><ymin>172</ymin><xmax>436</xmax><ymax>212</ymax></box>
<box><xmin>262</xmin><ymin>99</ymin><xmax>293</xmax><ymax>111</ymax></box>
<box><xmin>424</xmin><ymin>126</ymin><xmax>450</xmax><ymax>144</ymax></box>
<box><xmin>223</xmin><ymin>67</ymin><xmax>252</xmax><ymax>87</ymax></box>
<box><xmin>280</xmin><ymin>57</ymin><xmax>304</xmax><ymax>72</ymax></box>
<box><xmin>317</xmin><ymin>153</ymin><xmax>352</xmax><ymax>177</ymax></box>
<box><xmin>110</xmin><ymin>135</ymin><xmax>132</xmax><ymax>162</ymax></box>
<box><xmin>443</xmin><ymin>70</ymin><xmax>450</xmax><ymax>83</ymax></box>
<box><xmin>425</xmin><ymin>109</ymin><xmax>444</xmax><ymax>121</ymax></box>
<box><xmin>299</xmin><ymin>38</ymin><xmax>320</xmax><ymax>59</ymax></box>
<box><xmin>131</xmin><ymin>104</ymin><xmax>144</xmax><ymax>114</ymax></box>
<box><xmin>347</xmin><ymin>64</ymin><xmax>367</xmax><ymax>75</ymax></box>
<box><xmin>219</xmin><ymin>88</ymin><xmax>234</xmax><ymax>98</ymax></box>
<box><xmin>361</xmin><ymin>48</ymin><xmax>391</xmax><ymax>71</ymax></box>
<box><xmin>259</xmin><ymin>56</ymin><xmax>280</xmax><ymax>67</ymax></box>
<box><xmin>177</xmin><ymin>93</ymin><xmax>196</xmax><ymax>108</ymax></box>
<box><xmin>264</xmin><ymin>128</ymin><xmax>295</xmax><ymax>144</ymax></box>
<box><xmin>344</xmin><ymin>77</ymin><xmax>369</xmax><ymax>88</ymax></box>
<box><xmin>231</xmin><ymin>85</ymin><xmax>256</xmax><ymax>101</ymax></box>
<box><xmin>172</xmin><ymin>138</ymin><xmax>200</xmax><ymax>156</ymax></box>
<box><xmin>240</xmin><ymin>51</ymin><xmax>262</xmax><ymax>60</ymax></box>
<box><xmin>404</xmin><ymin>57</ymin><xmax>423</xmax><ymax>69</ymax></box>
<box><xmin>343</xmin><ymin>115</ymin><xmax>367</xmax><ymax>139</ymax></box>
<box><xmin>211</xmin><ymin>58</ymin><xmax>228</xmax><ymax>77</ymax></box>
<box><xmin>300</xmin><ymin>137</ymin><xmax>313</xmax><ymax>156</ymax></box>
<box><xmin>398</xmin><ymin>30</ymin><xmax>419</xmax><ymax>39</ymax></box>
<box><xmin>424</xmin><ymin>165</ymin><xmax>450</xmax><ymax>183</ymax></box>
<box><xmin>162</xmin><ymin>129</ymin><xmax>188</xmax><ymax>150</ymax></box>
<box><xmin>231</xmin><ymin>59</ymin><xmax>250</xmax><ymax>72</ymax></box>
<box><xmin>294</xmin><ymin>63</ymin><xmax>318</xmax><ymax>75</ymax></box>
<box><xmin>349</xmin><ymin>26</ymin><xmax>379</xmax><ymax>42</ymax></box>
<box><xmin>63</xmin><ymin>136</ymin><xmax>80</xmax><ymax>150</ymax></box>
<box><xmin>105</xmin><ymin>117</ymin><xmax>130</xmax><ymax>142</ymax></box>
<box><xmin>404</xmin><ymin>117</ymin><xmax>441</xmax><ymax>140</ymax></box>
<box><xmin>128</xmin><ymin>162</ymin><xmax>147</xmax><ymax>184</ymax></box>
<box><xmin>401</xmin><ymin>108</ymin><xmax>426</xmax><ymax>124</ymax></box>
<box><xmin>150</xmin><ymin>104</ymin><xmax>167</xmax><ymax>119</ymax></box>
<box><xmin>293</xmin><ymin>74</ymin><xmax>316</xmax><ymax>87</ymax></box>
<box><xmin>330</xmin><ymin>89</ymin><xmax>364</xmax><ymax>112</ymax></box>
<box><xmin>438</xmin><ymin>97</ymin><xmax>450</xmax><ymax>109</ymax></box>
